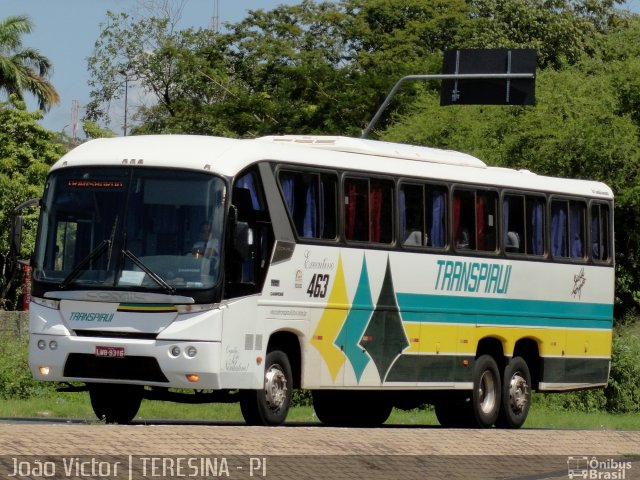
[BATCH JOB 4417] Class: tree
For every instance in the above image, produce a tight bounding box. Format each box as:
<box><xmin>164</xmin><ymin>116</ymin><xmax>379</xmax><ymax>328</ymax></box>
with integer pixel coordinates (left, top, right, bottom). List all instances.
<box><xmin>0</xmin><ymin>15</ymin><xmax>59</xmax><ymax>111</ymax></box>
<box><xmin>86</xmin><ymin>9</ymin><xmax>237</xmax><ymax>135</ymax></box>
<box><xmin>462</xmin><ymin>0</ymin><xmax>626</xmax><ymax>69</ymax></box>
<box><xmin>0</xmin><ymin>96</ymin><xmax>66</xmax><ymax>309</ymax></box>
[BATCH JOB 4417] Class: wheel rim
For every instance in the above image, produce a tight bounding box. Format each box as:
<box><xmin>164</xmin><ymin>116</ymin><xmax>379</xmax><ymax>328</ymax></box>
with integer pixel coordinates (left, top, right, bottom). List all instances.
<box><xmin>508</xmin><ymin>372</ymin><xmax>529</xmax><ymax>413</ymax></box>
<box><xmin>264</xmin><ymin>363</ymin><xmax>288</xmax><ymax>411</ymax></box>
<box><xmin>478</xmin><ymin>369</ymin><xmax>497</xmax><ymax>414</ymax></box>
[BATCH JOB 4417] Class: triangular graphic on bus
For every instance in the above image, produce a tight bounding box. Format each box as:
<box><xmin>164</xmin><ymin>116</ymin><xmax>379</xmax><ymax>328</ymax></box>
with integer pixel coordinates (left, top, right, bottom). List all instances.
<box><xmin>335</xmin><ymin>254</ymin><xmax>373</xmax><ymax>382</ymax></box>
<box><xmin>310</xmin><ymin>254</ymin><xmax>348</xmax><ymax>383</ymax></box>
<box><xmin>360</xmin><ymin>257</ymin><xmax>409</xmax><ymax>382</ymax></box>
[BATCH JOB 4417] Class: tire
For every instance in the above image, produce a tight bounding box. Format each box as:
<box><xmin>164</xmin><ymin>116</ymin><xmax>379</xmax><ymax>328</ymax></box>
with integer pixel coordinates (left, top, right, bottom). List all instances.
<box><xmin>240</xmin><ymin>350</ymin><xmax>292</xmax><ymax>426</ymax></box>
<box><xmin>312</xmin><ymin>390</ymin><xmax>392</xmax><ymax>427</ymax></box>
<box><xmin>434</xmin><ymin>396</ymin><xmax>474</xmax><ymax>428</ymax></box>
<box><xmin>470</xmin><ymin>355</ymin><xmax>501</xmax><ymax>428</ymax></box>
<box><xmin>312</xmin><ymin>390</ymin><xmax>347</xmax><ymax>426</ymax></box>
<box><xmin>495</xmin><ymin>356</ymin><xmax>531</xmax><ymax>429</ymax></box>
<box><xmin>88</xmin><ymin>383</ymin><xmax>143</xmax><ymax>424</ymax></box>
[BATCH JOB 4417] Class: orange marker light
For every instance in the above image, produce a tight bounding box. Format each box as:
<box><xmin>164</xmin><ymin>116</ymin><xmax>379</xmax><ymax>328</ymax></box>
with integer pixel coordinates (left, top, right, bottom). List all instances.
<box><xmin>186</xmin><ymin>374</ymin><xmax>200</xmax><ymax>382</ymax></box>
<box><xmin>256</xmin><ymin>356</ymin><xmax>263</xmax><ymax>365</ymax></box>
<box><xmin>462</xmin><ymin>360</ymin><xmax>469</xmax><ymax>367</ymax></box>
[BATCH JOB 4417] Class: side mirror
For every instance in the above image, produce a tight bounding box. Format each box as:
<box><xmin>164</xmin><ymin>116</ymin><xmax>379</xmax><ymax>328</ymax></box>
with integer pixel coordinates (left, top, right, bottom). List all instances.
<box><xmin>11</xmin><ymin>215</ymin><xmax>24</xmax><ymax>258</ymax></box>
<box><xmin>9</xmin><ymin>198</ymin><xmax>40</xmax><ymax>262</ymax></box>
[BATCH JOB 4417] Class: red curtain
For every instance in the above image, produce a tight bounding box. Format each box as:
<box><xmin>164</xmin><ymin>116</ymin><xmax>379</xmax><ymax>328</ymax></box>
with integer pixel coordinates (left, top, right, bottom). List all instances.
<box><xmin>476</xmin><ymin>195</ymin><xmax>485</xmax><ymax>250</ymax></box>
<box><xmin>346</xmin><ymin>182</ymin><xmax>357</xmax><ymax>240</ymax></box>
<box><xmin>453</xmin><ymin>194</ymin><xmax>461</xmax><ymax>245</ymax></box>
<box><xmin>369</xmin><ymin>184</ymin><xmax>382</xmax><ymax>242</ymax></box>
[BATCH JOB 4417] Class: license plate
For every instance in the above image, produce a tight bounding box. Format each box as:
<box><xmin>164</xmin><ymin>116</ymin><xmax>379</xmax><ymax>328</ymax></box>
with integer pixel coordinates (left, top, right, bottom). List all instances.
<box><xmin>95</xmin><ymin>346</ymin><xmax>125</xmax><ymax>358</ymax></box>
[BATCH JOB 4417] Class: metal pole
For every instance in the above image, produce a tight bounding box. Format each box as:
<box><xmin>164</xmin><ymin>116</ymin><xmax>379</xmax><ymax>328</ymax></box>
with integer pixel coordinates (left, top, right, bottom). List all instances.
<box><xmin>123</xmin><ymin>75</ymin><xmax>128</xmax><ymax>137</ymax></box>
<box><xmin>360</xmin><ymin>72</ymin><xmax>535</xmax><ymax>139</ymax></box>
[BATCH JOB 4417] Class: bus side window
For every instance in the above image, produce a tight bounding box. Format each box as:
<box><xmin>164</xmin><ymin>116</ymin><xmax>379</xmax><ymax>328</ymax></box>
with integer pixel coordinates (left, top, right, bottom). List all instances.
<box><xmin>344</xmin><ymin>177</ymin><xmax>393</xmax><ymax>244</ymax></box>
<box><xmin>552</xmin><ymin>199</ymin><xmax>585</xmax><ymax>259</ymax></box>
<box><xmin>279</xmin><ymin>170</ymin><xmax>337</xmax><ymax>240</ymax></box>
<box><xmin>400</xmin><ymin>183</ymin><xmax>447</xmax><ymax>248</ymax></box>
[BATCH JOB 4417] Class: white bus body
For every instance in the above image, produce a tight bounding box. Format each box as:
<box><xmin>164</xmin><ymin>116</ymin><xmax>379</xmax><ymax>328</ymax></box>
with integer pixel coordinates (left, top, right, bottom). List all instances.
<box><xmin>28</xmin><ymin>135</ymin><xmax>614</xmax><ymax>427</ymax></box>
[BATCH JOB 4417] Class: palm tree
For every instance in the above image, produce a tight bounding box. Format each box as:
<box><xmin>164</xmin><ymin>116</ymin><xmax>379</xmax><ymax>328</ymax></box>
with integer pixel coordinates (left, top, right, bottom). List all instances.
<box><xmin>0</xmin><ymin>14</ymin><xmax>59</xmax><ymax>111</ymax></box>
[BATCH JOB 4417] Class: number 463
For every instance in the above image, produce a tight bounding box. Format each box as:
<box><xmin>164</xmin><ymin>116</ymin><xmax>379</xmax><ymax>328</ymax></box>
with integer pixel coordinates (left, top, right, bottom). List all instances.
<box><xmin>307</xmin><ymin>274</ymin><xmax>330</xmax><ymax>298</ymax></box>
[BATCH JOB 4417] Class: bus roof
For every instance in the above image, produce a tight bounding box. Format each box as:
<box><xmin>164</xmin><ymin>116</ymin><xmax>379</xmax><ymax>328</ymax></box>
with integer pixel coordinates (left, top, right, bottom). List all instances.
<box><xmin>51</xmin><ymin>134</ymin><xmax>613</xmax><ymax>199</ymax></box>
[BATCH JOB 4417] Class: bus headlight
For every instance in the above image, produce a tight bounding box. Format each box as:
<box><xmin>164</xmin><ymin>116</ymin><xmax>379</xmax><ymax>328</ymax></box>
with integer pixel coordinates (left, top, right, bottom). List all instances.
<box><xmin>186</xmin><ymin>346</ymin><xmax>197</xmax><ymax>358</ymax></box>
<box><xmin>49</xmin><ymin>340</ymin><xmax>58</xmax><ymax>350</ymax></box>
<box><xmin>37</xmin><ymin>340</ymin><xmax>46</xmax><ymax>350</ymax></box>
<box><xmin>170</xmin><ymin>346</ymin><xmax>181</xmax><ymax>357</ymax></box>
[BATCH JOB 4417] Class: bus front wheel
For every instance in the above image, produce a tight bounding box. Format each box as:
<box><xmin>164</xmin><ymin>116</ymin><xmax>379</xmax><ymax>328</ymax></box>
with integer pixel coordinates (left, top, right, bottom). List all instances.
<box><xmin>88</xmin><ymin>383</ymin><xmax>143</xmax><ymax>424</ymax></box>
<box><xmin>240</xmin><ymin>350</ymin><xmax>292</xmax><ymax>426</ymax></box>
<box><xmin>495</xmin><ymin>356</ymin><xmax>531</xmax><ymax>429</ymax></box>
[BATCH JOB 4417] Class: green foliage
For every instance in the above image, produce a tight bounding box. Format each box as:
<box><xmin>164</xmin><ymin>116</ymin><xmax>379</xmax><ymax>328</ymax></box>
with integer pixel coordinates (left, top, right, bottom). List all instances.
<box><xmin>82</xmin><ymin>120</ymin><xmax>115</xmax><ymax>139</ymax></box>
<box><xmin>464</xmin><ymin>0</ymin><xmax>626</xmax><ymax>69</ymax></box>
<box><xmin>536</xmin><ymin>329</ymin><xmax>640</xmax><ymax>414</ymax></box>
<box><xmin>292</xmin><ymin>389</ymin><xmax>313</xmax><ymax>407</ymax></box>
<box><xmin>603</xmin><ymin>328</ymin><xmax>640</xmax><ymax>412</ymax></box>
<box><xmin>0</xmin><ymin>335</ymin><xmax>58</xmax><ymax>399</ymax></box>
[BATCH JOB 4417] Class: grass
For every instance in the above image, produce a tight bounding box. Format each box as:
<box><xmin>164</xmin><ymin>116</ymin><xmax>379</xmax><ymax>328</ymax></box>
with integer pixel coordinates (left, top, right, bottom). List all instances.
<box><xmin>2</xmin><ymin>391</ymin><xmax>640</xmax><ymax>430</ymax></box>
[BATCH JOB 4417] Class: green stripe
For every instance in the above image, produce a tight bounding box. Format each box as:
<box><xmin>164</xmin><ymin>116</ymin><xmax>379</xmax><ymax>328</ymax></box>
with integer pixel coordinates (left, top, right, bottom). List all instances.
<box><xmin>396</xmin><ymin>293</ymin><xmax>612</xmax><ymax>329</ymax></box>
<box><xmin>383</xmin><ymin>354</ymin><xmax>610</xmax><ymax>385</ymax></box>
<box><xmin>385</xmin><ymin>354</ymin><xmax>474</xmax><ymax>383</ymax></box>
<box><xmin>541</xmin><ymin>357</ymin><xmax>610</xmax><ymax>385</ymax></box>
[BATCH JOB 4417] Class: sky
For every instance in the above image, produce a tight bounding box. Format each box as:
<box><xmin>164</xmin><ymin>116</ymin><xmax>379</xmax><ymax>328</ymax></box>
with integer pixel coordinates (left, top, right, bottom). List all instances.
<box><xmin>2</xmin><ymin>0</ymin><xmax>640</xmax><ymax>137</ymax></box>
<box><xmin>1</xmin><ymin>0</ymin><xmax>305</xmax><ymax>136</ymax></box>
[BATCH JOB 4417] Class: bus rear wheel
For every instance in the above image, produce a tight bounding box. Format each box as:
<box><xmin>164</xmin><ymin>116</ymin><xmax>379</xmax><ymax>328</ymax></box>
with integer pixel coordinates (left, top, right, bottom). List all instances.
<box><xmin>240</xmin><ymin>350</ymin><xmax>292</xmax><ymax>426</ymax></box>
<box><xmin>495</xmin><ymin>356</ymin><xmax>531</xmax><ymax>429</ymax></box>
<box><xmin>470</xmin><ymin>355</ymin><xmax>501</xmax><ymax>428</ymax></box>
<box><xmin>88</xmin><ymin>383</ymin><xmax>143</xmax><ymax>424</ymax></box>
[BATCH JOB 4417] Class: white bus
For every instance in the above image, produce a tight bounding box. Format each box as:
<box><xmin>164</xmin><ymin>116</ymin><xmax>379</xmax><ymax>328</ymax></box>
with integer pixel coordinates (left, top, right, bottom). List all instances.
<box><xmin>26</xmin><ymin>134</ymin><xmax>613</xmax><ymax>428</ymax></box>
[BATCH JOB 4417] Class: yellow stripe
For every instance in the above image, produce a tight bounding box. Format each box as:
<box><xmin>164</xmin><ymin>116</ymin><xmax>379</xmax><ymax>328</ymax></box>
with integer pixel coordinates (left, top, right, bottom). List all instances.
<box><xmin>403</xmin><ymin>323</ymin><xmax>611</xmax><ymax>357</ymax></box>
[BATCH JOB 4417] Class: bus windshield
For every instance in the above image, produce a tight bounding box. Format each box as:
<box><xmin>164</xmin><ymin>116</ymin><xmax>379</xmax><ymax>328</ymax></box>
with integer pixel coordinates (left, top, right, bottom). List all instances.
<box><xmin>33</xmin><ymin>167</ymin><xmax>226</xmax><ymax>291</ymax></box>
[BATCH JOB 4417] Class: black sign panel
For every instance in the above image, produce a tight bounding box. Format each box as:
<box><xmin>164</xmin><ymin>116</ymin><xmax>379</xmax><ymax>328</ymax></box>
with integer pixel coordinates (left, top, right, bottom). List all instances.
<box><xmin>440</xmin><ymin>49</ymin><xmax>536</xmax><ymax>106</ymax></box>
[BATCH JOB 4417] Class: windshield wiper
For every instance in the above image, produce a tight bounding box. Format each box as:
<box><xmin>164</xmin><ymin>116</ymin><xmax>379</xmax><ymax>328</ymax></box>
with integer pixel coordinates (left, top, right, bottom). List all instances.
<box><xmin>59</xmin><ymin>239</ymin><xmax>110</xmax><ymax>289</ymax></box>
<box><xmin>122</xmin><ymin>249</ymin><xmax>176</xmax><ymax>295</ymax></box>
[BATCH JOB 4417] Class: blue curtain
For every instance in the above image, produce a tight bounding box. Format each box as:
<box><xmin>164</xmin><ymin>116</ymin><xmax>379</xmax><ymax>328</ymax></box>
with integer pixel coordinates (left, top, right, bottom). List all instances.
<box><xmin>303</xmin><ymin>180</ymin><xmax>317</xmax><ymax>237</ymax></box>
<box><xmin>570</xmin><ymin>203</ymin><xmax>584</xmax><ymax>258</ymax></box>
<box><xmin>237</xmin><ymin>174</ymin><xmax>260</xmax><ymax>210</ymax></box>
<box><xmin>551</xmin><ymin>202</ymin><xmax>567</xmax><ymax>257</ymax></box>
<box><xmin>531</xmin><ymin>199</ymin><xmax>544</xmax><ymax>255</ymax></box>
<box><xmin>431</xmin><ymin>191</ymin><xmax>445</xmax><ymax>247</ymax></box>
<box><xmin>281</xmin><ymin>174</ymin><xmax>294</xmax><ymax>215</ymax></box>
<box><xmin>399</xmin><ymin>189</ymin><xmax>407</xmax><ymax>241</ymax></box>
